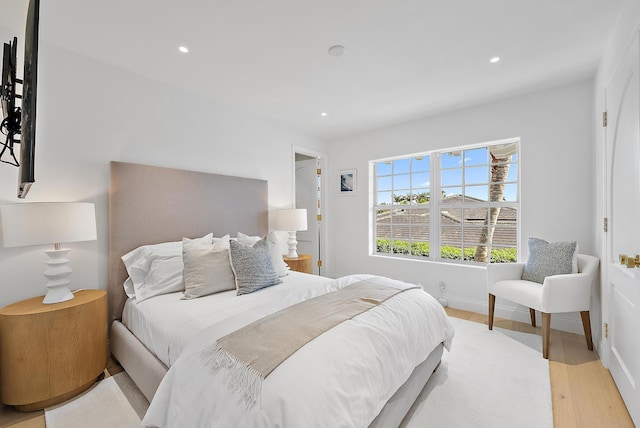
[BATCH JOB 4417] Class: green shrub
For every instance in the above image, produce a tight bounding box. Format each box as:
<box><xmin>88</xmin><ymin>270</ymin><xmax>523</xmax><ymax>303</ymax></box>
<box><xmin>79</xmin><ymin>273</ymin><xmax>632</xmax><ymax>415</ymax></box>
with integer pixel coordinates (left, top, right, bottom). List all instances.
<box><xmin>489</xmin><ymin>248</ymin><xmax>517</xmax><ymax>263</ymax></box>
<box><xmin>410</xmin><ymin>242</ymin><xmax>430</xmax><ymax>256</ymax></box>
<box><xmin>376</xmin><ymin>239</ymin><xmax>516</xmax><ymax>263</ymax></box>
<box><xmin>439</xmin><ymin>246</ymin><xmax>476</xmax><ymax>261</ymax></box>
<box><xmin>376</xmin><ymin>239</ymin><xmax>428</xmax><ymax>256</ymax></box>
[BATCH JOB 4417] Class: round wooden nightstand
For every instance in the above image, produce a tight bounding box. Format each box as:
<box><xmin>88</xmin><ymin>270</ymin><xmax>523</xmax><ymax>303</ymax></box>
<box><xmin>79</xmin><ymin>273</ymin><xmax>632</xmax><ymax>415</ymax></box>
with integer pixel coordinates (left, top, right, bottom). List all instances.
<box><xmin>0</xmin><ymin>289</ymin><xmax>107</xmax><ymax>411</ymax></box>
<box><xmin>284</xmin><ymin>254</ymin><xmax>313</xmax><ymax>274</ymax></box>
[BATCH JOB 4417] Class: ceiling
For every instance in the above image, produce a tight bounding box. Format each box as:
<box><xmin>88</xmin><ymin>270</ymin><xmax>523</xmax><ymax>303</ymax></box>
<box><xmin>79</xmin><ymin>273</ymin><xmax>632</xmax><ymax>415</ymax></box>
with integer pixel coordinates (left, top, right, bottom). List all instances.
<box><xmin>1</xmin><ymin>0</ymin><xmax>627</xmax><ymax>140</ymax></box>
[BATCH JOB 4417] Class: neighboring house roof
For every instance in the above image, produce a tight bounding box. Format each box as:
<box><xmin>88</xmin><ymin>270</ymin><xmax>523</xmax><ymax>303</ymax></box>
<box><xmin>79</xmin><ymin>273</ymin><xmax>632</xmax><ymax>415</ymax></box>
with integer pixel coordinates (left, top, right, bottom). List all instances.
<box><xmin>376</xmin><ymin>195</ymin><xmax>516</xmax><ymax>247</ymax></box>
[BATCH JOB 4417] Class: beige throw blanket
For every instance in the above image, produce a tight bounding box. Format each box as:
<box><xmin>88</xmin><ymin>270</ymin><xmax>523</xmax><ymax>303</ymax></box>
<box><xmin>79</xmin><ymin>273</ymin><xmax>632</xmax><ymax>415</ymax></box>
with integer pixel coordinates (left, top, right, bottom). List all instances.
<box><xmin>203</xmin><ymin>279</ymin><xmax>419</xmax><ymax>405</ymax></box>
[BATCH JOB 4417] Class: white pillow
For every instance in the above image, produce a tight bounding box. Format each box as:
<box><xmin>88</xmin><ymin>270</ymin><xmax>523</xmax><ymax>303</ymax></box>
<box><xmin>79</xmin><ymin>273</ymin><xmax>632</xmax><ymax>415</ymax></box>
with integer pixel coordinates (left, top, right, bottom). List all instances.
<box><xmin>212</xmin><ymin>234</ymin><xmax>231</xmax><ymax>249</ymax></box>
<box><xmin>121</xmin><ymin>233</ymin><xmax>212</xmax><ymax>302</ymax></box>
<box><xmin>123</xmin><ymin>277</ymin><xmax>136</xmax><ymax>299</ymax></box>
<box><xmin>266</xmin><ymin>231</ymin><xmax>289</xmax><ymax>277</ymax></box>
<box><xmin>182</xmin><ymin>238</ymin><xmax>236</xmax><ymax>299</ymax></box>
<box><xmin>238</xmin><ymin>232</ymin><xmax>289</xmax><ymax>277</ymax></box>
<box><xmin>237</xmin><ymin>232</ymin><xmax>261</xmax><ymax>246</ymax></box>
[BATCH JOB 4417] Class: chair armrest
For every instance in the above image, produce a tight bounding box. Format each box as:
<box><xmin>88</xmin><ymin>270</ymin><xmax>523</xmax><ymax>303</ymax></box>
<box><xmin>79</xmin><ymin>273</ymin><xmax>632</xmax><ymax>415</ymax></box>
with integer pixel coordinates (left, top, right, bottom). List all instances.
<box><xmin>540</xmin><ymin>272</ymin><xmax>593</xmax><ymax>313</ymax></box>
<box><xmin>487</xmin><ymin>262</ymin><xmax>525</xmax><ymax>292</ymax></box>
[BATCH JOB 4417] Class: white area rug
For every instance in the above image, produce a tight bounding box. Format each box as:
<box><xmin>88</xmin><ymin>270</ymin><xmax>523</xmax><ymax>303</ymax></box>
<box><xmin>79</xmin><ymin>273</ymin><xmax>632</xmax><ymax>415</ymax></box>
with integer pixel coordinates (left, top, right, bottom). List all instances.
<box><xmin>45</xmin><ymin>373</ymin><xmax>143</xmax><ymax>428</ymax></box>
<box><xmin>401</xmin><ymin>317</ymin><xmax>553</xmax><ymax>428</ymax></box>
<box><xmin>43</xmin><ymin>318</ymin><xmax>552</xmax><ymax>428</ymax></box>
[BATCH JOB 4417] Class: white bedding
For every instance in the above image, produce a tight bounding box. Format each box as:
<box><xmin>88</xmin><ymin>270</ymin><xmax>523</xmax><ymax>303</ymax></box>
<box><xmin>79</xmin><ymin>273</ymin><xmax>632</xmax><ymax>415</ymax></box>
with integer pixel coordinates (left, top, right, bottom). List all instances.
<box><xmin>123</xmin><ymin>271</ymin><xmax>336</xmax><ymax>367</ymax></box>
<box><xmin>141</xmin><ymin>274</ymin><xmax>454</xmax><ymax>428</ymax></box>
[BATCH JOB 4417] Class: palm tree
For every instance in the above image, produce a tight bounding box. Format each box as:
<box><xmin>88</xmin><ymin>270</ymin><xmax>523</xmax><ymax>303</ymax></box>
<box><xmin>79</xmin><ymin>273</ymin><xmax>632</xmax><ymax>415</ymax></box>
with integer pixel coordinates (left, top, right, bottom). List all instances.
<box><xmin>474</xmin><ymin>147</ymin><xmax>514</xmax><ymax>262</ymax></box>
<box><xmin>392</xmin><ymin>192</ymin><xmax>430</xmax><ymax>205</ymax></box>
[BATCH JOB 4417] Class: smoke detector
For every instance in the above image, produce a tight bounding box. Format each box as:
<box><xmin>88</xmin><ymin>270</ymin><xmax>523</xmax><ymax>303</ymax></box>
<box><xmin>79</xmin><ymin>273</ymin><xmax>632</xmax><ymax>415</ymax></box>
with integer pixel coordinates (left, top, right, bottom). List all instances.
<box><xmin>328</xmin><ymin>45</ymin><xmax>345</xmax><ymax>57</ymax></box>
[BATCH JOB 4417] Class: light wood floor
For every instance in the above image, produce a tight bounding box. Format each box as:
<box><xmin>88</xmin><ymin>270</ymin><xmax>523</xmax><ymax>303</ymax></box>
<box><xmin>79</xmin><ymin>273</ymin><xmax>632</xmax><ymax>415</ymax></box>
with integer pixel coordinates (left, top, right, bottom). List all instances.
<box><xmin>446</xmin><ymin>307</ymin><xmax>634</xmax><ymax>428</ymax></box>
<box><xmin>0</xmin><ymin>309</ymin><xmax>633</xmax><ymax>427</ymax></box>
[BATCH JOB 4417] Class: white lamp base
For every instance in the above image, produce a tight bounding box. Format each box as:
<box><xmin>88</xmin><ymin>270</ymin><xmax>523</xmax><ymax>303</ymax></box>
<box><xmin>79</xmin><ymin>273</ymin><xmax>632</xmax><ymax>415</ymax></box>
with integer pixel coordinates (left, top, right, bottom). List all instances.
<box><xmin>43</xmin><ymin>286</ymin><xmax>75</xmax><ymax>304</ymax></box>
<box><xmin>286</xmin><ymin>231</ymin><xmax>299</xmax><ymax>258</ymax></box>
<box><xmin>42</xmin><ymin>248</ymin><xmax>75</xmax><ymax>304</ymax></box>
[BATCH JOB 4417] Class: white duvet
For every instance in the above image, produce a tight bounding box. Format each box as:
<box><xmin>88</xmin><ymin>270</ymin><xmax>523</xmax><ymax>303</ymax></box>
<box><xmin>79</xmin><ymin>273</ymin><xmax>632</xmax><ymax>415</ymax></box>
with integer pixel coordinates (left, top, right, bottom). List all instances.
<box><xmin>142</xmin><ymin>274</ymin><xmax>454</xmax><ymax>428</ymax></box>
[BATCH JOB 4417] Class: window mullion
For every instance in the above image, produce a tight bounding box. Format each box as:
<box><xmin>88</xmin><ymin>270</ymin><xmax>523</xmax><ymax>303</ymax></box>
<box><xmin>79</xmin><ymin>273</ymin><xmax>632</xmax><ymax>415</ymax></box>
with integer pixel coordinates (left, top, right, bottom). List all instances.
<box><xmin>408</xmin><ymin>158</ymin><xmax>412</xmax><ymax>252</ymax></box>
<box><xmin>372</xmin><ymin>163</ymin><xmax>378</xmax><ymax>255</ymax></box>
<box><xmin>431</xmin><ymin>153</ymin><xmax>440</xmax><ymax>261</ymax></box>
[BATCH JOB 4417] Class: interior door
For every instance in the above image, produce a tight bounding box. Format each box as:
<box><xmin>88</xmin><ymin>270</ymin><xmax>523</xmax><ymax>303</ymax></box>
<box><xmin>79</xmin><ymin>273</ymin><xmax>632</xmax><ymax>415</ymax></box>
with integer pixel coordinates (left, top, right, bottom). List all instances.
<box><xmin>605</xmin><ymin>31</ymin><xmax>640</xmax><ymax>426</ymax></box>
<box><xmin>295</xmin><ymin>157</ymin><xmax>320</xmax><ymax>274</ymax></box>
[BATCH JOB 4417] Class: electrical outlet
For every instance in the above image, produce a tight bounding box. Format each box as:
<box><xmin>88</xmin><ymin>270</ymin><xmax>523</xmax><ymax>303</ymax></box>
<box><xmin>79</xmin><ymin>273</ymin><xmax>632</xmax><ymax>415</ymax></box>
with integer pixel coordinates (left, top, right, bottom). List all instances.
<box><xmin>438</xmin><ymin>281</ymin><xmax>448</xmax><ymax>307</ymax></box>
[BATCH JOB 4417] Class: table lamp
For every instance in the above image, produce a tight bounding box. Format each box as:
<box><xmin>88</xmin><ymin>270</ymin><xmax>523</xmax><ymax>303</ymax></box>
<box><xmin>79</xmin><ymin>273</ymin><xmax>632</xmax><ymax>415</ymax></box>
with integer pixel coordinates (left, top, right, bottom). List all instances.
<box><xmin>274</xmin><ymin>208</ymin><xmax>308</xmax><ymax>258</ymax></box>
<box><xmin>1</xmin><ymin>202</ymin><xmax>97</xmax><ymax>304</ymax></box>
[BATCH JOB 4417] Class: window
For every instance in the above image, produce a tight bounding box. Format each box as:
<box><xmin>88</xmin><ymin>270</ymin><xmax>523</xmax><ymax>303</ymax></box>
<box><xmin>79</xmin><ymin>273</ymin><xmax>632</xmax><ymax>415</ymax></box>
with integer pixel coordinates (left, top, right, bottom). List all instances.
<box><xmin>373</xmin><ymin>140</ymin><xmax>518</xmax><ymax>264</ymax></box>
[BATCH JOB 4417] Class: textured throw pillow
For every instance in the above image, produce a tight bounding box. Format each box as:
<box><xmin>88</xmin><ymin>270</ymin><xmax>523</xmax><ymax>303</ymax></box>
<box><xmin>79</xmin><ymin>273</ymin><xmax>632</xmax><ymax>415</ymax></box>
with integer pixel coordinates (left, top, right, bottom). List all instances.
<box><xmin>230</xmin><ymin>239</ymin><xmax>282</xmax><ymax>295</ymax></box>
<box><xmin>182</xmin><ymin>238</ymin><xmax>236</xmax><ymax>299</ymax></box>
<box><xmin>522</xmin><ymin>237</ymin><xmax>577</xmax><ymax>284</ymax></box>
<box><xmin>238</xmin><ymin>232</ymin><xmax>289</xmax><ymax>277</ymax></box>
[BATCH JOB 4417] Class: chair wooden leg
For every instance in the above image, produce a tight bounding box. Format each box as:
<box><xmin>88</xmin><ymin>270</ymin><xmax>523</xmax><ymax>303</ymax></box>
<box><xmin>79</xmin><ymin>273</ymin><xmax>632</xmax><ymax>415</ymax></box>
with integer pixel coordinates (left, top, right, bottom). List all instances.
<box><xmin>541</xmin><ymin>312</ymin><xmax>551</xmax><ymax>359</ymax></box>
<box><xmin>529</xmin><ymin>308</ymin><xmax>536</xmax><ymax>327</ymax></box>
<box><xmin>580</xmin><ymin>311</ymin><xmax>594</xmax><ymax>351</ymax></box>
<box><xmin>488</xmin><ymin>294</ymin><xmax>495</xmax><ymax>330</ymax></box>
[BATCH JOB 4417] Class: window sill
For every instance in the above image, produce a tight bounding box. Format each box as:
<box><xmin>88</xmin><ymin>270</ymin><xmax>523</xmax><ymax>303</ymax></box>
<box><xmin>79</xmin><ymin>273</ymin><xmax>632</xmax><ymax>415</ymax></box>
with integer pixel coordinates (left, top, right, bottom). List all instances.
<box><xmin>369</xmin><ymin>253</ymin><xmax>488</xmax><ymax>269</ymax></box>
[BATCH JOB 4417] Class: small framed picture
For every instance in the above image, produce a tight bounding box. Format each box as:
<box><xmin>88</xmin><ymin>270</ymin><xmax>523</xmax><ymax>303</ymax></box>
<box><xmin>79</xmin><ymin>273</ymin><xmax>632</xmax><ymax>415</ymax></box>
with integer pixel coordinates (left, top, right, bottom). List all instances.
<box><xmin>339</xmin><ymin>169</ymin><xmax>357</xmax><ymax>194</ymax></box>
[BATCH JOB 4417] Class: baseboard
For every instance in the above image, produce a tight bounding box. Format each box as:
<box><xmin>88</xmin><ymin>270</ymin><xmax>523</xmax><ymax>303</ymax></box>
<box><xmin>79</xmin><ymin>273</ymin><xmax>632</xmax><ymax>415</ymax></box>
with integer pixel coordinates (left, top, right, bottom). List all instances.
<box><xmin>441</xmin><ymin>295</ymin><xmax>585</xmax><ymax>335</ymax></box>
<box><xmin>598</xmin><ymin>340</ymin><xmax>607</xmax><ymax>367</ymax></box>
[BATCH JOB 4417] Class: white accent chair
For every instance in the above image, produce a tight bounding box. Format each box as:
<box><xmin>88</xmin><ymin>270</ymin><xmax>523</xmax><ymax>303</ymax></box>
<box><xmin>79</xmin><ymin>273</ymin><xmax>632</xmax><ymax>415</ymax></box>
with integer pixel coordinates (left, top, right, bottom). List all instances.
<box><xmin>487</xmin><ymin>254</ymin><xmax>599</xmax><ymax>359</ymax></box>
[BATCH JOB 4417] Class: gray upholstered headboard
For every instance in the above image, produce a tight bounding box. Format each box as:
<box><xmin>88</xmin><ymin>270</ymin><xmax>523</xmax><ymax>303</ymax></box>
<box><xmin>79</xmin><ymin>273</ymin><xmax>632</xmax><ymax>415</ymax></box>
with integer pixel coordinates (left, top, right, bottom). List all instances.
<box><xmin>108</xmin><ymin>161</ymin><xmax>268</xmax><ymax>324</ymax></box>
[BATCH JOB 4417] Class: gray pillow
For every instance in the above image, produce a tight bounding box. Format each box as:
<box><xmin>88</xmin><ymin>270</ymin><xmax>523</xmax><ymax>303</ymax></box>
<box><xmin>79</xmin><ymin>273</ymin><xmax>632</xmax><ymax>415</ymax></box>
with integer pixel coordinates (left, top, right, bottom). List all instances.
<box><xmin>522</xmin><ymin>237</ymin><xmax>577</xmax><ymax>284</ymax></box>
<box><xmin>230</xmin><ymin>239</ymin><xmax>282</xmax><ymax>295</ymax></box>
<box><xmin>182</xmin><ymin>238</ymin><xmax>236</xmax><ymax>299</ymax></box>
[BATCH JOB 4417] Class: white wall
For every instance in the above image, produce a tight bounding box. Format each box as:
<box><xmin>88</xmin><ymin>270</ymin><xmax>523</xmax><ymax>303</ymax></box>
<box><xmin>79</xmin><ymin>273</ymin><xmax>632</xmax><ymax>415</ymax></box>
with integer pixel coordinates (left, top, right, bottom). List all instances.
<box><xmin>326</xmin><ymin>80</ymin><xmax>595</xmax><ymax>333</ymax></box>
<box><xmin>0</xmin><ymin>27</ymin><xmax>326</xmax><ymax>308</ymax></box>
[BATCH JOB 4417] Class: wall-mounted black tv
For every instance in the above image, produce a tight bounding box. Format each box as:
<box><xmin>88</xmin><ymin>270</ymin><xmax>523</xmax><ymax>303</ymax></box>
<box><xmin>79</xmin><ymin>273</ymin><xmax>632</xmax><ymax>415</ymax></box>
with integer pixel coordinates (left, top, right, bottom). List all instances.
<box><xmin>0</xmin><ymin>0</ymin><xmax>39</xmax><ymax>199</ymax></box>
<box><xmin>1</xmin><ymin>37</ymin><xmax>19</xmax><ymax>167</ymax></box>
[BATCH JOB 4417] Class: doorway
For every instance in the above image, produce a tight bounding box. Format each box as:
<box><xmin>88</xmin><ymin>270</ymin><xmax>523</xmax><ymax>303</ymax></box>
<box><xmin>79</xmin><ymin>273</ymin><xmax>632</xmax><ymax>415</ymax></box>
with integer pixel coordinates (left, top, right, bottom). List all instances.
<box><xmin>293</xmin><ymin>147</ymin><xmax>325</xmax><ymax>275</ymax></box>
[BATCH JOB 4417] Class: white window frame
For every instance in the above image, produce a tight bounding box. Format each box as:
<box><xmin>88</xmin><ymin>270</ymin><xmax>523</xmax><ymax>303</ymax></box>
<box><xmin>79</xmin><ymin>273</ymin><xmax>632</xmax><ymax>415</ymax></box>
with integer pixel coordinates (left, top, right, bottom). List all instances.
<box><xmin>371</xmin><ymin>138</ymin><xmax>520</xmax><ymax>264</ymax></box>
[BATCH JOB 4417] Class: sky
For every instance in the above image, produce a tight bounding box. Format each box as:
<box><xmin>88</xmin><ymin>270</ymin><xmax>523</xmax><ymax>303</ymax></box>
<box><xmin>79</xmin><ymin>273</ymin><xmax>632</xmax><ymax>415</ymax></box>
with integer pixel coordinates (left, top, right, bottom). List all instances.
<box><xmin>376</xmin><ymin>146</ymin><xmax>518</xmax><ymax>204</ymax></box>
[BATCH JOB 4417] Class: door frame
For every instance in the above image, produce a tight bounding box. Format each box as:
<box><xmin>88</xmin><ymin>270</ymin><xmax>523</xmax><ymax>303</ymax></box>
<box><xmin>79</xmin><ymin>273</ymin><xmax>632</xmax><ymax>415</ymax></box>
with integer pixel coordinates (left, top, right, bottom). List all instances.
<box><xmin>292</xmin><ymin>145</ymin><xmax>327</xmax><ymax>275</ymax></box>
<box><xmin>600</xmin><ymin>81</ymin><xmax>610</xmax><ymax>367</ymax></box>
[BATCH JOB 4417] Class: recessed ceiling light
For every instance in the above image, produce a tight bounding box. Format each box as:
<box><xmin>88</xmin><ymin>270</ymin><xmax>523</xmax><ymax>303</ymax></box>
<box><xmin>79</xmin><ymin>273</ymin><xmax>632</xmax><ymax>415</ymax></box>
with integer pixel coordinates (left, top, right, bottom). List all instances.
<box><xmin>490</xmin><ymin>56</ymin><xmax>500</xmax><ymax>63</ymax></box>
<box><xmin>179</xmin><ymin>46</ymin><xmax>189</xmax><ymax>53</ymax></box>
<box><xmin>320</xmin><ymin>112</ymin><xmax>328</xmax><ymax>117</ymax></box>
<box><xmin>328</xmin><ymin>45</ymin><xmax>345</xmax><ymax>57</ymax></box>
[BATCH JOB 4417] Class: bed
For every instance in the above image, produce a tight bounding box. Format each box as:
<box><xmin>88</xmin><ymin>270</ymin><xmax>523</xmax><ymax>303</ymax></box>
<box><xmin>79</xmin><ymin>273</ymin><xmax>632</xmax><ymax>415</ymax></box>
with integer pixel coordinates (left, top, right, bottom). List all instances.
<box><xmin>108</xmin><ymin>161</ymin><xmax>454</xmax><ymax>428</ymax></box>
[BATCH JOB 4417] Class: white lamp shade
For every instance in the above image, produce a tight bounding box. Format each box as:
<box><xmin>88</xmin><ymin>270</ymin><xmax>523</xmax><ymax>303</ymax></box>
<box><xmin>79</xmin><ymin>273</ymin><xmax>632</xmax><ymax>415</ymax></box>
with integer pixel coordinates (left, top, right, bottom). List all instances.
<box><xmin>1</xmin><ymin>202</ymin><xmax>97</xmax><ymax>248</ymax></box>
<box><xmin>274</xmin><ymin>208</ymin><xmax>308</xmax><ymax>232</ymax></box>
